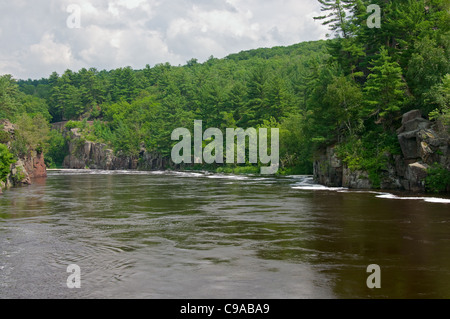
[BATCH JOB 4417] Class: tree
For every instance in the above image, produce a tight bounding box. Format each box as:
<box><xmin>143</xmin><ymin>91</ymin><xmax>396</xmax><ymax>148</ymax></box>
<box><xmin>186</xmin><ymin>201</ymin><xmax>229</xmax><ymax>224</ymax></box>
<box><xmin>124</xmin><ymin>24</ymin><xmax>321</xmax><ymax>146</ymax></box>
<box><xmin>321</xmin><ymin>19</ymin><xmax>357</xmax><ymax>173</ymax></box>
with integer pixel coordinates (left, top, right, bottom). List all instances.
<box><xmin>263</xmin><ymin>76</ymin><xmax>294</xmax><ymax>122</ymax></box>
<box><xmin>0</xmin><ymin>75</ymin><xmax>23</xmax><ymax>120</ymax></box>
<box><xmin>407</xmin><ymin>33</ymin><xmax>450</xmax><ymax>113</ymax></box>
<box><xmin>363</xmin><ymin>47</ymin><xmax>406</xmax><ymax>126</ymax></box>
<box><xmin>427</xmin><ymin>74</ymin><xmax>450</xmax><ymax>128</ymax></box>
<box><xmin>239</xmin><ymin>64</ymin><xmax>269</xmax><ymax>127</ymax></box>
<box><xmin>48</xmin><ymin>70</ymin><xmax>84</xmax><ymax>121</ymax></box>
<box><xmin>109</xmin><ymin>67</ymin><xmax>139</xmax><ymax>103</ymax></box>
<box><xmin>78</xmin><ymin>67</ymin><xmax>106</xmax><ymax>116</ymax></box>
<box><xmin>314</xmin><ymin>0</ymin><xmax>357</xmax><ymax>39</ymax></box>
<box><xmin>13</xmin><ymin>113</ymin><xmax>50</xmax><ymax>154</ymax></box>
<box><xmin>324</xmin><ymin>74</ymin><xmax>364</xmax><ymax>137</ymax></box>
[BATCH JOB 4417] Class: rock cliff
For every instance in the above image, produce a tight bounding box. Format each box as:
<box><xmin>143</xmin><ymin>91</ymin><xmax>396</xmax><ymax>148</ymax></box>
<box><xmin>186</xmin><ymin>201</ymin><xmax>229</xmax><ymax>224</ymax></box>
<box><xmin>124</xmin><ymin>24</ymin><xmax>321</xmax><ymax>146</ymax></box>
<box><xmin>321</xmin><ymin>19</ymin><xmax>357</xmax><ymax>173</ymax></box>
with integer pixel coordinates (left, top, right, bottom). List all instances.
<box><xmin>62</xmin><ymin>127</ymin><xmax>175</xmax><ymax>171</ymax></box>
<box><xmin>314</xmin><ymin>110</ymin><xmax>450</xmax><ymax>192</ymax></box>
<box><xmin>0</xmin><ymin>119</ymin><xmax>47</xmax><ymax>194</ymax></box>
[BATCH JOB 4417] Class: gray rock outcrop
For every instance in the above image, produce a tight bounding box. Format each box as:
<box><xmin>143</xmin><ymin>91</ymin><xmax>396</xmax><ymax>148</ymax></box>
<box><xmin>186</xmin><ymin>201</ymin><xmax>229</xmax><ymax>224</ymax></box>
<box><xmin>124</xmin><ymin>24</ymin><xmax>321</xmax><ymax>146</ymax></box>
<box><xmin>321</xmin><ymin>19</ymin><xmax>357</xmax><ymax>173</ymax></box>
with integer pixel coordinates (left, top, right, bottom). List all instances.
<box><xmin>62</xmin><ymin>128</ymin><xmax>174</xmax><ymax>171</ymax></box>
<box><xmin>314</xmin><ymin>110</ymin><xmax>450</xmax><ymax>192</ymax></box>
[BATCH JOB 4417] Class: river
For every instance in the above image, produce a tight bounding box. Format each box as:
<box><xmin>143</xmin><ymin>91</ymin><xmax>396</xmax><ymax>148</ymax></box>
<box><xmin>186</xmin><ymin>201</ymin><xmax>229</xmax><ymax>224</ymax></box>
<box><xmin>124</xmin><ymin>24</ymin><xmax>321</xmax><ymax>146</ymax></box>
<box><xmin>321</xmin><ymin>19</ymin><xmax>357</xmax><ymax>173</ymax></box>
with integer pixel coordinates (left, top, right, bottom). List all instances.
<box><xmin>1</xmin><ymin>169</ymin><xmax>450</xmax><ymax>299</ymax></box>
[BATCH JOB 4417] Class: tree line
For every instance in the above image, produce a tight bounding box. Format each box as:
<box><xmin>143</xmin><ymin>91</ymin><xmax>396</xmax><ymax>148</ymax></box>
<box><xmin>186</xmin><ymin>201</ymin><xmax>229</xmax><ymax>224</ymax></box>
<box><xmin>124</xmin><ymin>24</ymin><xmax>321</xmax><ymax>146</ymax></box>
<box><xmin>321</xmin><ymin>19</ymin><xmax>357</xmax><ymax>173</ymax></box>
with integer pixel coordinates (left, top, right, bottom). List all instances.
<box><xmin>0</xmin><ymin>0</ymin><xmax>449</xmax><ymax>185</ymax></box>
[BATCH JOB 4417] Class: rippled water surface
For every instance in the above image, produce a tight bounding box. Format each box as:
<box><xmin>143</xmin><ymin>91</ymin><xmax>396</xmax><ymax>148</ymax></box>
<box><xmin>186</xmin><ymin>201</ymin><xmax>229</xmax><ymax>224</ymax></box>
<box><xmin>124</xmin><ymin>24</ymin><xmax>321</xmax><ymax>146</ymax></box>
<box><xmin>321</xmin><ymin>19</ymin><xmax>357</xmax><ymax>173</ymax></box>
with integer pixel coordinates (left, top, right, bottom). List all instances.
<box><xmin>1</xmin><ymin>170</ymin><xmax>450</xmax><ymax>299</ymax></box>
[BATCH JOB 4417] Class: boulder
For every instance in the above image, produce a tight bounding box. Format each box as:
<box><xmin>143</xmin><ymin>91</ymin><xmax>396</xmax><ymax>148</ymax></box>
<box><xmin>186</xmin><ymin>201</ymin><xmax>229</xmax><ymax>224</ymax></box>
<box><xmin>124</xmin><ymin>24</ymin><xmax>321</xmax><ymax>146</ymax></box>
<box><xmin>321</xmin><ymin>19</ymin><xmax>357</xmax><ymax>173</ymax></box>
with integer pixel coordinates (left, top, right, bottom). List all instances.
<box><xmin>402</xmin><ymin>110</ymin><xmax>423</xmax><ymax>125</ymax></box>
<box><xmin>406</xmin><ymin>162</ymin><xmax>429</xmax><ymax>192</ymax></box>
<box><xmin>313</xmin><ymin>146</ymin><xmax>343</xmax><ymax>187</ymax></box>
<box><xmin>398</xmin><ymin>130</ymin><xmax>420</xmax><ymax>160</ymax></box>
<box><xmin>342</xmin><ymin>167</ymin><xmax>372</xmax><ymax>189</ymax></box>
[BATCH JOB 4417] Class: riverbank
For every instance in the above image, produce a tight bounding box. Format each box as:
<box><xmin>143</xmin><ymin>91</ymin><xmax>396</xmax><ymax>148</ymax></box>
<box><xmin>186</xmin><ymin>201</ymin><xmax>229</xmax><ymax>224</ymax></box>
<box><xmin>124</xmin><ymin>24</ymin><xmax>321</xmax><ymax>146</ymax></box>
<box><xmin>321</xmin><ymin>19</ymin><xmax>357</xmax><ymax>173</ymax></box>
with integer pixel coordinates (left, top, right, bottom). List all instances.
<box><xmin>314</xmin><ymin>110</ymin><xmax>450</xmax><ymax>194</ymax></box>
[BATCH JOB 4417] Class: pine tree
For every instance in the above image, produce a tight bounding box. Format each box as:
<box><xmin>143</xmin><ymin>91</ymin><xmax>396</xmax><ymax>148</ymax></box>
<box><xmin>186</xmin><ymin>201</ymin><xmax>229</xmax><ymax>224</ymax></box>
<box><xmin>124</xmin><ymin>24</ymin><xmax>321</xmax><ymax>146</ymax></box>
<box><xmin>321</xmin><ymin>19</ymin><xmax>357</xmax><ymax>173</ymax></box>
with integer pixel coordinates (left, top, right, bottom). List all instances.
<box><xmin>364</xmin><ymin>47</ymin><xmax>406</xmax><ymax>126</ymax></box>
<box><xmin>314</xmin><ymin>0</ymin><xmax>358</xmax><ymax>39</ymax></box>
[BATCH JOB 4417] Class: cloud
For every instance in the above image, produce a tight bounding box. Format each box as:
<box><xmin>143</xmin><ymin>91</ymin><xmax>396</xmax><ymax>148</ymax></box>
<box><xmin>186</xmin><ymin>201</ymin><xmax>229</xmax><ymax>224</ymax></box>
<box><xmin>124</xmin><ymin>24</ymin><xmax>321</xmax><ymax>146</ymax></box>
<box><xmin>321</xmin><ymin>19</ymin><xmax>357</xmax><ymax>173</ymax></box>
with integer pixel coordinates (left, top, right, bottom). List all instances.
<box><xmin>0</xmin><ymin>0</ymin><xmax>328</xmax><ymax>80</ymax></box>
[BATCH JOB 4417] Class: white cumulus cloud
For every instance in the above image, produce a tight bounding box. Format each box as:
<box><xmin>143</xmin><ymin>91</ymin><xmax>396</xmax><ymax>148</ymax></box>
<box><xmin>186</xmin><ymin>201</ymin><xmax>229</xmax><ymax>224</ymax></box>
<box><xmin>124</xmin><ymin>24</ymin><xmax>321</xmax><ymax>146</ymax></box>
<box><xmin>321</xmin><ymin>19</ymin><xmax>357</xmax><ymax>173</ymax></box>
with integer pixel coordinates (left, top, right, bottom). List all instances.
<box><xmin>0</xmin><ymin>0</ymin><xmax>328</xmax><ymax>80</ymax></box>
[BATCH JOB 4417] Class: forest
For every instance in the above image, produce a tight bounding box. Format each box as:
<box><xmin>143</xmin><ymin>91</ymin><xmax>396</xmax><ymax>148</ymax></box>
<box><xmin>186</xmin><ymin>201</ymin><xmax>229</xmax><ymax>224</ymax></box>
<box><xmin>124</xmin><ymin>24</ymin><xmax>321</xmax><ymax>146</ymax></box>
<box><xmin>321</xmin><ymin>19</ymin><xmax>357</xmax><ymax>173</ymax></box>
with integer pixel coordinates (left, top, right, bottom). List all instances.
<box><xmin>1</xmin><ymin>0</ymin><xmax>449</xmax><ymax>189</ymax></box>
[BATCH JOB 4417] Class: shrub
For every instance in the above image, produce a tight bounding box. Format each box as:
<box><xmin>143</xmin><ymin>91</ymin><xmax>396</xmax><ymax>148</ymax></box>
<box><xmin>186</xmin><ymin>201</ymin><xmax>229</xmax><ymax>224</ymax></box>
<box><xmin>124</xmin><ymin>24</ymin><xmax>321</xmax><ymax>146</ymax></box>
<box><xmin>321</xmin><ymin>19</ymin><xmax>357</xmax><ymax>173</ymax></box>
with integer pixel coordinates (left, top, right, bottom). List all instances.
<box><xmin>65</xmin><ymin>121</ymin><xmax>84</xmax><ymax>130</ymax></box>
<box><xmin>45</xmin><ymin>130</ymin><xmax>69</xmax><ymax>168</ymax></box>
<box><xmin>0</xmin><ymin>144</ymin><xmax>15</xmax><ymax>182</ymax></box>
<box><xmin>335</xmin><ymin>129</ymin><xmax>400</xmax><ymax>188</ymax></box>
<box><xmin>426</xmin><ymin>163</ymin><xmax>450</xmax><ymax>193</ymax></box>
<box><xmin>13</xmin><ymin>113</ymin><xmax>49</xmax><ymax>152</ymax></box>
<box><xmin>0</xmin><ymin>130</ymin><xmax>10</xmax><ymax>144</ymax></box>
<box><xmin>11</xmin><ymin>166</ymin><xmax>26</xmax><ymax>184</ymax></box>
<box><xmin>10</xmin><ymin>134</ymin><xmax>28</xmax><ymax>158</ymax></box>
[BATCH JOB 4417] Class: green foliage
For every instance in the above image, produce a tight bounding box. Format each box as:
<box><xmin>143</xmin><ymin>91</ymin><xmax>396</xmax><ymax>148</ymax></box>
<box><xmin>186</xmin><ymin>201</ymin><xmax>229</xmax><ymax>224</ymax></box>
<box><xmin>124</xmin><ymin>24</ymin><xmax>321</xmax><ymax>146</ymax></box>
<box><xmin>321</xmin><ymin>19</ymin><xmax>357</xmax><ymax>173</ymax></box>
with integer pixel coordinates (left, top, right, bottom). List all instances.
<box><xmin>427</xmin><ymin>74</ymin><xmax>450</xmax><ymax>129</ymax></box>
<box><xmin>279</xmin><ymin>113</ymin><xmax>314</xmax><ymax>174</ymax></box>
<box><xmin>65</xmin><ymin>120</ymin><xmax>86</xmax><ymax>131</ymax></box>
<box><xmin>313</xmin><ymin>0</ymin><xmax>357</xmax><ymax>39</ymax></box>
<box><xmin>0</xmin><ymin>75</ymin><xmax>24</xmax><ymax>120</ymax></box>
<box><xmin>407</xmin><ymin>32</ymin><xmax>450</xmax><ymax>113</ymax></box>
<box><xmin>0</xmin><ymin>143</ymin><xmax>15</xmax><ymax>182</ymax></box>
<box><xmin>0</xmin><ymin>130</ymin><xmax>10</xmax><ymax>144</ymax></box>
<box><xmin>363</xmin><ymin>47</ymin><xmax>406</xmax><ymax>125</ymax></box>
<box><xmin>336</xmin><ymin>129</ymin><xmax>401</xmax><ymax>188</ymax></box>
<box><xmin>14</xmin><ymin>113</ymin><xmax>50</xmax><ymax>154</ymax></box>
<box><xmin>1</xmin><ymin>0</ymin><xmax>447</xmax><ymax>183</ymax></box>
<box><xmin>20</xmin><ymin>94</ymin><xmax>51</xmax><ymax>121</ymax></box>
<box><xmin>426</xmin><ymin>163</ymin><xmax>450</xmax><ymax>193</ymax></box>
<box><xmin>45</xmin><ymin>130</ymin><xmax>68</xmax><ymax>168</ymax></box>
<box><xmin>11</xmin><ymin>166</ymin><xmax>26</xmax><ymax>185</ymax></box>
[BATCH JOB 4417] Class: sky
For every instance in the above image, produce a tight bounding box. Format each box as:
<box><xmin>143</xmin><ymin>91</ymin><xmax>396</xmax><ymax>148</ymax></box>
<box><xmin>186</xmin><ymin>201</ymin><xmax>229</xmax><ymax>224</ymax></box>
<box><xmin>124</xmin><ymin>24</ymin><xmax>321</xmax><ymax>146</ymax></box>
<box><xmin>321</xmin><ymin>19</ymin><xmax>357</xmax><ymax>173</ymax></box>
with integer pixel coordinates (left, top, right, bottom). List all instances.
<box><xmin>0</xmin><ymin>0</ymin><xmax>329</xmax><ymax>80</ymax></box>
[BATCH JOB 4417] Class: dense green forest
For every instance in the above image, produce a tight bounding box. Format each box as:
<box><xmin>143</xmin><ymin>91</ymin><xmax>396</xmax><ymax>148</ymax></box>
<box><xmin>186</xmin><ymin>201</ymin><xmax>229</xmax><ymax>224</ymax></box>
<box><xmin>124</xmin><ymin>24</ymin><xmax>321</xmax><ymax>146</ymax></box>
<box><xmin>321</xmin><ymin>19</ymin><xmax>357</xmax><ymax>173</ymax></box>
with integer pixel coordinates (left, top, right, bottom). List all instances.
<box><xmin>1</xmin><ymin>0</ymin><xmax>449</xmax><ymax>185</ymax></box>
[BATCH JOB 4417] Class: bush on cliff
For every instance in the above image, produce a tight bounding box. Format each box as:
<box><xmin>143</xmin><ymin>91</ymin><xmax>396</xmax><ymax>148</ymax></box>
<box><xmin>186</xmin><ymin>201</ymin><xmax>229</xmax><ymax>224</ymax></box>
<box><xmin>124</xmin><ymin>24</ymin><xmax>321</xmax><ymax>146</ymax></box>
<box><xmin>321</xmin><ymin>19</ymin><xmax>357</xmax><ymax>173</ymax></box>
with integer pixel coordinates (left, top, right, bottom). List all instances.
<box><xmin>0</xmin><ymin>130</ymin><xmax>9</xmax><ymax>144</ymax></box>
<box><xmin>14</xmin><ymin>113</ymin><xmax>49</xmax><ymax>153</ymax></box>
<box><xmin>0</xmin><ymin>143</ymin><xmax>15</xmax><ymax>182</ymax></box>
<box><xmin>45</xmin><ymin>130</ymin><xmax>68</xmax><ymax>168</ymax></box>
<box><xmin>426</xmin><ymin>163</ymin><xmax>450</xmax><ymax>193</ymax></box>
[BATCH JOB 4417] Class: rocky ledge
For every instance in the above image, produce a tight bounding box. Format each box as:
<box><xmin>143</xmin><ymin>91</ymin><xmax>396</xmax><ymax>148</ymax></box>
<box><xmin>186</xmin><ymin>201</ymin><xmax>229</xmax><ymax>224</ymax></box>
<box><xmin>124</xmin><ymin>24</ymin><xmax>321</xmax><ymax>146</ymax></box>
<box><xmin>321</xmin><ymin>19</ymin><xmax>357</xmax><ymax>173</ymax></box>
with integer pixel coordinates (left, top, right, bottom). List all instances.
<box><xmin>314</xmin><ymin>110</ymin><xmax>450</xmax><ymax>192</ymax></box>
<box><xmin>62</xmin><ymin>127</ymin><xmax>175</xmax><ymax>171</ymax></box>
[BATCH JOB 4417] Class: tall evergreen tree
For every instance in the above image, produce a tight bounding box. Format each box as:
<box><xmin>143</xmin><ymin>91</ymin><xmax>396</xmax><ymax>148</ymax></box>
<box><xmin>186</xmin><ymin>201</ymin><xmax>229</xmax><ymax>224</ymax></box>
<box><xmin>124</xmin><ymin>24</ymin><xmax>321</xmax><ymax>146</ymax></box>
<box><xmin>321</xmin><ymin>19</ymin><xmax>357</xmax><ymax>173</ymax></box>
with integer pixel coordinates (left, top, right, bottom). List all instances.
<box><xmin>363</xmin><ymin>47</ymin><xmax>406</xmax><ymax>126</ymax></box>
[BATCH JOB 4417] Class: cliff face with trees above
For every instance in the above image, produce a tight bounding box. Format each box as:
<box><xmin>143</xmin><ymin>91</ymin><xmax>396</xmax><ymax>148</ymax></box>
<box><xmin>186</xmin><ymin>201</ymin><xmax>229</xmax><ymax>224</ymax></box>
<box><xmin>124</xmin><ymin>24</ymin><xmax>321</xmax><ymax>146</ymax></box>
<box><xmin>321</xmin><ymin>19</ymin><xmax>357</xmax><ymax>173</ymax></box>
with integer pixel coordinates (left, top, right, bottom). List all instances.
<box><xmin>1</xmin><ymin>0</ymin><xmax>449</xmax><ymax>193</ymax></box>
<box><xmin>52</xmin><ymin>121</ymin><xmax>173</xmax><ymax>171</ymax></box>
<box><xmin>0</xmin><ymin>119</ymin><xmax>47</xmax><ymax>194</ymax></box>
<box><xmin>314</xmin><ymin>110</ymin><xmax>450</xmax><ymax>192</ymax></box>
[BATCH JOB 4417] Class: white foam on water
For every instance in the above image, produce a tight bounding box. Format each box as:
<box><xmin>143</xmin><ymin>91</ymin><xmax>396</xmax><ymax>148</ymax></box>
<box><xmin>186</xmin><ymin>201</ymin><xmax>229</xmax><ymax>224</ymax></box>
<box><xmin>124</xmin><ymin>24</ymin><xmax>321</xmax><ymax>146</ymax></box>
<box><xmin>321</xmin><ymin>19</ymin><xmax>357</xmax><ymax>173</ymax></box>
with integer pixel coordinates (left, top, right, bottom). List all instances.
<box><xmin>290</xmin><ymin>176</ymin><xmax>347</xmax><ymax>192</ymax></box>
<box><xmin>289</xmin><ymin>176</ymin><xmax>450</xmax><ymax>204</ymax></box>
<box><xmin>205</xmin><ymin>174</ymin><xmax>249</xmax><ymax>180</ymax></box>
<box><xmin>292</xmin><ymin>185</ymin><xmax>348</xmax><ymax>191</ymax></box>
<box><xmin>170</xmin><ymin>171</ymin><xmax>205</xmax><ymax>177</ymax></box>
<box><xmin>48</xmin><ymin>169</ymin><xmax>166</xmax><ymax>176</ymax></box>
<box><xmin>375</xmin><ymin>193</ymin><xmax>450</xmax><ymax>204</ymax></box>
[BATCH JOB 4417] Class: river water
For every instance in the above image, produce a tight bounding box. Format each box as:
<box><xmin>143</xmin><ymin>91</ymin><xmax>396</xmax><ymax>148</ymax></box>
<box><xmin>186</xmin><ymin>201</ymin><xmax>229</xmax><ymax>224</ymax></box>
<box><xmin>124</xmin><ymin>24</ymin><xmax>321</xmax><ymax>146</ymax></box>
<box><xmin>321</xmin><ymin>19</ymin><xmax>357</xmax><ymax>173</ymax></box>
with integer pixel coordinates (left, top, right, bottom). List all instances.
<box><xmin>1</xmin><ymin>169</ymin><xmax>449</xmax><ymax>299</ymax></box>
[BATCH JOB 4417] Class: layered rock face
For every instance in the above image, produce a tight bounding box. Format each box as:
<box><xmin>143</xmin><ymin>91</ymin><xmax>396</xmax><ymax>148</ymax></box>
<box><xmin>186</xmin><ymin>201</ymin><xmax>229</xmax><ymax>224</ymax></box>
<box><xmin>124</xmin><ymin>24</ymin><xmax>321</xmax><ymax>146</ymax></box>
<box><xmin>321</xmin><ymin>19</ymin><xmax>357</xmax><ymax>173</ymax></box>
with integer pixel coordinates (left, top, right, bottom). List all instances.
<box><xmin>396</xmin><ymin>110</ymin><xmax>449</xmax><ymax>191</ymax></box>
<box><xmin>62</xmin><ymin>128</ymin><xmax>174</xmax><ymax>171</ymax></box>
<box><xmin>314</xmin><ymin>110</ymin><xmax>450</xmax><ymax>192</ymax></box>
<box><xmin>0</xmin><ymin>120</ymin><xmax>47</xmax><ymax>194</ymax></box>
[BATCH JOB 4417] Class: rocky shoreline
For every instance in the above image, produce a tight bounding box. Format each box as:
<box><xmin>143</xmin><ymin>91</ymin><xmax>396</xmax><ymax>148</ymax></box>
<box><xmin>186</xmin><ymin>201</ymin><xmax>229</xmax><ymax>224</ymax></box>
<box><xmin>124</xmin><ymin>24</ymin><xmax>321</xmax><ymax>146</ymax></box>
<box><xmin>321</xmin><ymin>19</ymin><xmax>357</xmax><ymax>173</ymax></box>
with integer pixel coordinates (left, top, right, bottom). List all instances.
<box><xmin>314</xmin><ymin>110</ymin><xmax>450</xmax><ymax>193</ymax></box>
<box><xmin>58</xmin><ymin>125</ymin><xmax>176</xmax><ymax>172</ymax></box>
<box><xmin>2</xmin><ymin>110</ymin><xmax>449</xmax><ymax>194</ymax></box>
<box><xmin>0</xmin><ymin>120</ymin><xmax>47</xmax><ymax>194</ymax></box>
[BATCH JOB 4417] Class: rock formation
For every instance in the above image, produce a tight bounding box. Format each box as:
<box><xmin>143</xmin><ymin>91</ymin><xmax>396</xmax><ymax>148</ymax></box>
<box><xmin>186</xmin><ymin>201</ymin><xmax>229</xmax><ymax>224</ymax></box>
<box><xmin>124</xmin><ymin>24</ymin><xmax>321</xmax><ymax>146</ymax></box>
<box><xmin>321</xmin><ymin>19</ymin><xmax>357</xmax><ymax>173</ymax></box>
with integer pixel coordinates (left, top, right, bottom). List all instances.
<box><xmin>0</xmin><ymin>119</ymin><xmax>47</xmax><ymax>194</ymax></box>
<box><xmin>62</xmin><ymin>127</ymin><xmax>175</xmax><ymax>171</ymax></box>
<box><xmin>314</xmin><ymin>110</ymin><xmax>450</xmax><ymax>192</ymax></box>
